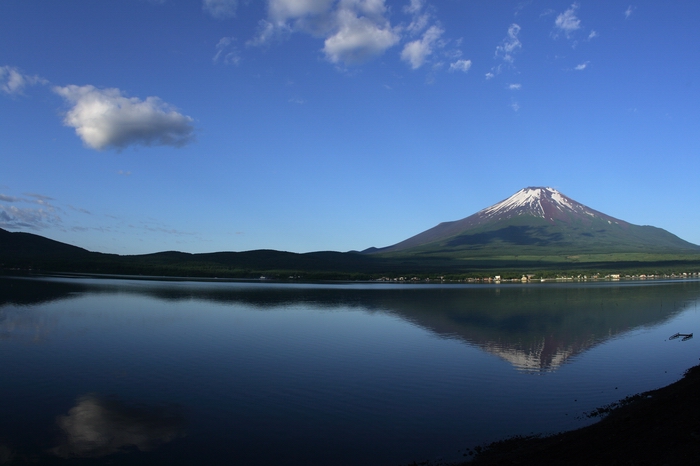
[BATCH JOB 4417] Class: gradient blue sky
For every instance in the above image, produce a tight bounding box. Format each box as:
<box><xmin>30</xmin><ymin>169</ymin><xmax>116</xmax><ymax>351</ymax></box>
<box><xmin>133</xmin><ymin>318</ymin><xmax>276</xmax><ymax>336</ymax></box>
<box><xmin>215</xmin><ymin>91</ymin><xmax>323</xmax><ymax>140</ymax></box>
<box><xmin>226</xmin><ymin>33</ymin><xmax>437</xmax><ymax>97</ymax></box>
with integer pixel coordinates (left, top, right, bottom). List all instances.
<box><xmin>2</xmin><ymin>0</ymin><xmax>699</xmax><ymax>254</ymax></box>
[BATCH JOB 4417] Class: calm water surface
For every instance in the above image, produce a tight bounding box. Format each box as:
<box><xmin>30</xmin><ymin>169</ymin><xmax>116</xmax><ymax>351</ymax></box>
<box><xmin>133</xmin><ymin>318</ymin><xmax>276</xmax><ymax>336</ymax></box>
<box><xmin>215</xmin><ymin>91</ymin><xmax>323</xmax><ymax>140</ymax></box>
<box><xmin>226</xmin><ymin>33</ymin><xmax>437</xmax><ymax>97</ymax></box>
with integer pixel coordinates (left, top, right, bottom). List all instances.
<box><xmin>1</xmin><ymin>275</ymin><xmax>700</xmax><ymax>465</ymax></box>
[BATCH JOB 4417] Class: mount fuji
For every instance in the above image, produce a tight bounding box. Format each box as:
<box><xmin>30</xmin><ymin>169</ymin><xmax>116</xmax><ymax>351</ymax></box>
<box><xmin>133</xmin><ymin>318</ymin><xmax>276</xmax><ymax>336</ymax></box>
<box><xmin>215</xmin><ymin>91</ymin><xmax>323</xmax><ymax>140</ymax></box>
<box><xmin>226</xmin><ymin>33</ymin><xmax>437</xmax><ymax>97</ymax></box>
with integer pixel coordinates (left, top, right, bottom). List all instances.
<box><xmin>370</xmin><ymin>187</ymin><xmax>700</xmax><ymax>256</ymax></box>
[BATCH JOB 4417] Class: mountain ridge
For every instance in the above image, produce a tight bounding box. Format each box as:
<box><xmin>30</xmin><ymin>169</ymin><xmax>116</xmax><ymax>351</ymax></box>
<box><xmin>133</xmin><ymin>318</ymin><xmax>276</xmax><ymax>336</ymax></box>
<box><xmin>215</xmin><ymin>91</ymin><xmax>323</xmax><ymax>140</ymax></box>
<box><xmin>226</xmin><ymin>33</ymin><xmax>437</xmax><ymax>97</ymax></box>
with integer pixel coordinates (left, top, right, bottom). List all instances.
<box><xmin>2</xmin><ymin>186</ymin><xmax>700</xmax><ymax>278</ymax></box>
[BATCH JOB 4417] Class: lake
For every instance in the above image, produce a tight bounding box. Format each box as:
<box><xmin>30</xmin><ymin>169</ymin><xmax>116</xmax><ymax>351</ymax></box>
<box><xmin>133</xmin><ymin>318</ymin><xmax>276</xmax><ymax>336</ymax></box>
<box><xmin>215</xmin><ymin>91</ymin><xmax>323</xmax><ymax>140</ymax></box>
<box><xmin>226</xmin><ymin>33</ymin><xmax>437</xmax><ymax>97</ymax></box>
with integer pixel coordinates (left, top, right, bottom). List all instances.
<box><xmin>1</xmin><ymin>275</ymin><xmax>699</xmax><ymax>465</ymax></box>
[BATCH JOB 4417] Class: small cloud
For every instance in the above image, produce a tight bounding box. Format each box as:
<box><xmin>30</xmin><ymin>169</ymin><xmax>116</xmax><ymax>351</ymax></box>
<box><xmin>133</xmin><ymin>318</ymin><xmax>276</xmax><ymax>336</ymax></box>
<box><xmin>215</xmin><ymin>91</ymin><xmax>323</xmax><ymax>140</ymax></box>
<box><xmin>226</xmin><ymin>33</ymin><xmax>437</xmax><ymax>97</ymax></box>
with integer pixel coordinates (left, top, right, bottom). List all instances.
<box><xmin>53</xmin><ymin>85</ymin><xmax>195</xmax><ymax>151</ymax></box>
<box><xmin>288</xmin><ymin>97</ymin><xmax>305</xmax><ymax>104</ymax></box>
<box><xmin>508</xmin><ymin>83</ymin><xmax>521</xmax><ymax>90</ymax></box>
<box><xmin>588</xmin><ymin>30</ymin><xmax>597</xmax><ymax>40</ymax></box>
<box><xmin>624</xmin><ymin>5</ymin><xmax>635</xmax><ymax>19</ymax></box>
<box><xmin>574</xmin><ymin>61</ymin><xmax>589</xmax><ymax>70</ymax></box>
<box><xmin>511</xmin><ymin>101</ymin><xmax>520</xmax><ymax>112</ymax></box>
<box><xmin>449</xmin><ymin>59</ymin><xmax>472</xmax><ymax>73</ymax></box>
<box><xmin>554</xmin><ymin>3</ymin><xmax>581</xmax><ymax>38</ymax></box>
<box><xmin>400</xmin><ymin>25</ymin><xmax>444</xmax><ymax>69</ymax></box>
<box><xmin>213</xmin><ymin>37</ymin><xmax>241</xmax><ymax>64</ymax></box>
<box><xmin>203</xmin><ymin>0</ymin><xmax>238</xmax><ymax>19</ymax></box>
<box><xmin>485</xmin><ymin>72</ymin><xmax>495</xmax><ymax>80</ymax></box>
<box><xmin>0</xmin><ymin>65</ymin><xmax>47</xmax><ymax>95</ymax></box>
<box><xmin>117</xmin><ymin>170</ymin><xmax>132</xmax><ymax>176</ymax></box>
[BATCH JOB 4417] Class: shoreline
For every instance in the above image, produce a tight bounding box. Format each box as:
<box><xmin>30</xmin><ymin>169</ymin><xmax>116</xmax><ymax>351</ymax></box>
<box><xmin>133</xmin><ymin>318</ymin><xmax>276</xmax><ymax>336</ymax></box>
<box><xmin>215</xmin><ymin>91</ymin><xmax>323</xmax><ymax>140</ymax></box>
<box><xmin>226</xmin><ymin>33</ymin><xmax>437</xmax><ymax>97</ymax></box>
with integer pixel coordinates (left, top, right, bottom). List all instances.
<box><xmin>465</xmin><ymin>362</ymin><xmax>700</xmax><ymax>465</ymax></box>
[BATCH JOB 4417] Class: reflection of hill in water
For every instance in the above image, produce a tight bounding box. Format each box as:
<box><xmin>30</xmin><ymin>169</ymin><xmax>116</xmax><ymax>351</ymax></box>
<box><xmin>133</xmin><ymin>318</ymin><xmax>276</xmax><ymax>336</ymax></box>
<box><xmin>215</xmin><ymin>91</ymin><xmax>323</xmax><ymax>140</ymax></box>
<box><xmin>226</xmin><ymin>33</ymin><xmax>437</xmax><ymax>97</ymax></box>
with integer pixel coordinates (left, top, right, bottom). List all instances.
<box><xmin>3</xmin><ymin>276</ymin><xmax>700</xmax><ymax>371</ymax></box>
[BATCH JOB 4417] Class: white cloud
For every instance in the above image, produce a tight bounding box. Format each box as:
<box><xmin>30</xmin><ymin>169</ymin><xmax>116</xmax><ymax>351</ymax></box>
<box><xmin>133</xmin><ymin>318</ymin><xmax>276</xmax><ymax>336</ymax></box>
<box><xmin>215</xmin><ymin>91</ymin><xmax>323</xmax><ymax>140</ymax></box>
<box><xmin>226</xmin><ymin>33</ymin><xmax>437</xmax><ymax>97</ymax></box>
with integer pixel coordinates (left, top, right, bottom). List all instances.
<box><xmin>449</xmin><ymin>59</ymin><xmax>471</xmax><ymax>73</ymax></box>
<box><xmin>588</xmin><ymin>30</ymin><xmax>597</xmax><ymax>40</ymax></box>
<box><xmin>0</xmin><ymin>66</ymin><xmax>46</xmax><ymax>95</ymax></box>
<box><xmin>495</xmin><ymin>24</ymin><xmax>522</xmax><ymax>63</ymax></box>
<box><xmin>624</xmin><ymin>5</ymin><xmax>635</xmax><ymax>19</ymax></box>
<box><xmin>400</xmin><ymin>25</ymin><xmax>443</xmax><ymax>69</ymax></box>
<box><xmin>511</xmin><ymin>101</ymin><xmax>520</xmax><ymax>112</ymax></box>
<box><xmin>203</xmin><ymin>0</ymin><xmax>238</xmax><ymax>19</ymax></box>
<box><xmin>485</xmin><ymin>72</ymin><xmax>495</xmax><ymax>80</ymax></box>
<box><xmin>574</xmin><ymin>61</ymin><xmax>589</xmax><ymax>70</ymax></box>
<box><xmin>54</xmin><ymin>85</ymin><xmax>194</xmax><ymax>151</ymax></box>
<box><xmin>323</xmin><ymin>6</ymin><xmax>399</xmax><ymax>64</ymax></box>
<box><xmin>250</xmin><ymin>0</ymin><xmax>461</xmax><ymax>69</ymax></box>
<box><xmin>213</xmin><ymin>37</ymin><xmax>241</xmax><ymax>64</ymax></box>
<box><xmin>251</xmin><ymin>1</ymin><xmax>399</xmax><ymax>65</ymax></box>
<box><xmin>554</xmin><ymin>3</ymin><xmax>581</xmax><ymax>38</ymax></box>
<box><xmin>508</xmin><ymin>83</ymin><xmax>521</xmax><ymax>90</ymax></box>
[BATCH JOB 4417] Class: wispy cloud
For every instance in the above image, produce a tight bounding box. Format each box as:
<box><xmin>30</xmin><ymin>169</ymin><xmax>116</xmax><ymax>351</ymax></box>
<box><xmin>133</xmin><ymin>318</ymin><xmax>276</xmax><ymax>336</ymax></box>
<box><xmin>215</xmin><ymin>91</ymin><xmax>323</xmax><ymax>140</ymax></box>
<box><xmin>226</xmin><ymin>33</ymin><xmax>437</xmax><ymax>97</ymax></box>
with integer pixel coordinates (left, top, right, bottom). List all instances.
<box><xmin>554</xmin><ymin>3</ymin><xmax>581</xmax><ymax>38</ymax></box>
<box><xmin>588</xmin><ymin>30</ymin><xmax>597</xmax><ymax>40</ymax></box>
<box><xmin>574</xmin><ymin>61</ymin><xmax>589</xmax><ymax>70</ymax></box>
<box><xmin>0</xmin><ymin>194</ymin><xmax>22</xmax><ymax>203</ymax></box>
<box><xmin>0</xmin><ymin>204</ymin><xmax>62</xmax><ymax>230</ymax></box>
<box><xmin>0</xmin><ymin>65</ymin><xmax>47</xmax><ymax>95</ymax></box>
<box><xmin>213</xmin><ymin>37</ymin><xmax>241</xmax><ymax>64</ymax></box>
<box><xmin>54</xmin><ymin>85</ymin><xmax>195</xmax><ymax>150</ymax></box>
<box><xmin>0</xmin><ymin>192</ymin><xmax>65</xmax><ymax>229</ymax></box>
<box><xmin>68</xmin><ymin>205</ymin><xmax>92</xmax><ymax>215</ymax></box>
<box><xmin>624</xmin><ymin>5</ymin><xmax>635</xmax><ymax>19</ymax></box>
<box><xmin>203</xmin><ymin>0</ymin><xmax>238</xmax><ymax>19</ymax></box>
<box><xmin>508</xmin><ymin>83</ymin><xmax>521</xmax><ymax>90</ymax></box>
<box><xmin>495</xmin><ymin>24</ymin><xmax>522</xmax><ymax>63</ymax></box>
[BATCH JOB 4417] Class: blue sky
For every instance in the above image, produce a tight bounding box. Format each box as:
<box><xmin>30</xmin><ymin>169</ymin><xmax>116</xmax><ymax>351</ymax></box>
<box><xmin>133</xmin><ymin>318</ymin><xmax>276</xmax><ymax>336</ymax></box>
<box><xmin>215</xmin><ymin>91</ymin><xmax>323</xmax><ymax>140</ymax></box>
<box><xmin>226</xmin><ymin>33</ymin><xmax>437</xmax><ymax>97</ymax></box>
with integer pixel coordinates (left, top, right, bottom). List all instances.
<box><xmin>1</xmin><ymin>0</ymin><xmax>699</xmax><ymax>254</ymax></box>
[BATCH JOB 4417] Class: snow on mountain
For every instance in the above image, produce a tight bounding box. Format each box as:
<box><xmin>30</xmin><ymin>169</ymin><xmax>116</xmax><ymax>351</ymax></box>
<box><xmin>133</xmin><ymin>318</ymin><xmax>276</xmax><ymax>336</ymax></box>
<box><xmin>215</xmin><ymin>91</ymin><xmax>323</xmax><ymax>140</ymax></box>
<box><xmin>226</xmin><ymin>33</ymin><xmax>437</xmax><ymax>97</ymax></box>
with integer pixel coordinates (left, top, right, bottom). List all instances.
<box><xmin>476</xmin><ymin>187</ymin><xmax>625</xmax><ymax>225</ymax></box>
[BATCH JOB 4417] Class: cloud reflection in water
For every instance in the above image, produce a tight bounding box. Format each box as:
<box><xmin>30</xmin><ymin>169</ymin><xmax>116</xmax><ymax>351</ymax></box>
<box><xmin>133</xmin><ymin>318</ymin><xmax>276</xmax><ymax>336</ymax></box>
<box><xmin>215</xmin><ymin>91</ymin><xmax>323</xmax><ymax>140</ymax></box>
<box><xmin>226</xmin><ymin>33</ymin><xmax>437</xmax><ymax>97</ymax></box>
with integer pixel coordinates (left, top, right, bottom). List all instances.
<box><xmin>52</xmin><ymin>394</ymin><xmax>185</xmax><ymax>458</ymax></box>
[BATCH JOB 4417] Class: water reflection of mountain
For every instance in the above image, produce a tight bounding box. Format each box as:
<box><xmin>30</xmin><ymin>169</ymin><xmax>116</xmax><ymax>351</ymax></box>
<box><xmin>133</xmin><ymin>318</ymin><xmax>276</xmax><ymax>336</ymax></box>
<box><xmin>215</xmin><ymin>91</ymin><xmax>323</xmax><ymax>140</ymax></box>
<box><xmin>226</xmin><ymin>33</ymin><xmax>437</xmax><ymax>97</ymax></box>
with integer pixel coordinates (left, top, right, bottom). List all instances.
<box><xmin>3</xmin><ymin>276</ymin><xmax>700</xmax><ymax>371</ymax></box>
<box><xmin>370</xmin><ymin>283</ymin><xmax>700</xmax><ymax>371</ymax></box>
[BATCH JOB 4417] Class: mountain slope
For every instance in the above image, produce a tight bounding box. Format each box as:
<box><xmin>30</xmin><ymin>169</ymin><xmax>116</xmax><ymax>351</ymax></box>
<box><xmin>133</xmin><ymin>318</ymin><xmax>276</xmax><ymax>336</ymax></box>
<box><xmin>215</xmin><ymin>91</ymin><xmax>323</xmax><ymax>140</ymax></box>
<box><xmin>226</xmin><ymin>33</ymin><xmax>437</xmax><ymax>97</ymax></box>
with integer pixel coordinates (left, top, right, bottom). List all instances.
<box><xmin>371</xmin><ymin>187</ymin><xmax>700</xmax><ymax>256</ymax></box>
<box><xmin>0</xmin><ymin>227</ymin><xmax>93</xmax><ymax>260</ymax></box>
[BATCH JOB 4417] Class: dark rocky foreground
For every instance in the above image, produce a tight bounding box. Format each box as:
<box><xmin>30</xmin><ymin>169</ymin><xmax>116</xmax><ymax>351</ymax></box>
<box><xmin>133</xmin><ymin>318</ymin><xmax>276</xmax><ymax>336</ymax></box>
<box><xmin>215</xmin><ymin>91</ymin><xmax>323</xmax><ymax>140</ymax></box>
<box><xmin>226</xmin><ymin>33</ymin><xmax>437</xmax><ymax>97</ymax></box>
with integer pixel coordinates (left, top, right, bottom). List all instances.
<box><xmin>464</xmin><ymin>363</ymin><xmax>700</xmax><ymax>465</ymax></box>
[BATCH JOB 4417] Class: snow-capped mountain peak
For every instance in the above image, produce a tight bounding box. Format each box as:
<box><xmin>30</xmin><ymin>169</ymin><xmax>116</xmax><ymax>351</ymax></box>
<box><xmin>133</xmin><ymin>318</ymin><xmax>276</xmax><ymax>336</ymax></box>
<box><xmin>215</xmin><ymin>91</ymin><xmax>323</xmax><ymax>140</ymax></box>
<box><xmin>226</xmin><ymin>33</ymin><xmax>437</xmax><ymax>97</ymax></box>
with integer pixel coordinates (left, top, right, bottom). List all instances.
<box><xmin>478</xmin><ymin>187</ymin><xmax>605</xmax><ymax>223</ymax></box>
